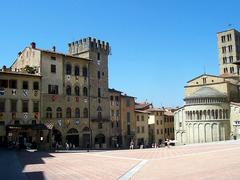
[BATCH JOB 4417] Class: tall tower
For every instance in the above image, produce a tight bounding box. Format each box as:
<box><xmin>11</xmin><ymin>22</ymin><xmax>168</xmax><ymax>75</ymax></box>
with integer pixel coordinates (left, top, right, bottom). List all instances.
<box><xmin>68</xmin><ymin>37</ymin><xmax>111</xmax><ymax>147</ymax></box>
<box><xmin>217</xmin><ymin>29</ymin><xmax>240</xmax><ymax>75</ymax></box>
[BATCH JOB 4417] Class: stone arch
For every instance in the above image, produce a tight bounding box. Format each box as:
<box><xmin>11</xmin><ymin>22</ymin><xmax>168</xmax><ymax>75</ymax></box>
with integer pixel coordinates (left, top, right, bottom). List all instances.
<box><xmin>193</xmin><ymin>123</ymin><xmax>198</xmax><ymax>143</ymax></box>
<box><xmin>205</xmin><ymin>123</ymin><xmax>212</xmax><ymax>142</ymax></box>
<box><xmin>212</xmin><ymin>123</ymin><xmax>219</xmax><ymax>141</ymax></box>
<box><xmin>198</xmin><ymin>123</ymin><xmax>204</xmax><ymax>143</ymax></box>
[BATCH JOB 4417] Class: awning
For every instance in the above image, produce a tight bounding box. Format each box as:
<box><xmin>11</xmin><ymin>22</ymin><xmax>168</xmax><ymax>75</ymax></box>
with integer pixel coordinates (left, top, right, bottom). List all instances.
<box><xmin>6</xmin><ymin>124</ymin><xmax>50</xmax><ymax>131</ymax></box>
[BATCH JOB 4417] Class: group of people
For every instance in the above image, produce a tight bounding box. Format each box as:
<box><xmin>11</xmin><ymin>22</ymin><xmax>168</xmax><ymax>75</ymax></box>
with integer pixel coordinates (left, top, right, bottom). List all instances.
<box><xmin>130</xmin><ymin>139</ymin><xmax>172</xmax><ymax>150</ymax></box>
<box><xmin>65</xmin><ymin>142</ymin><xmax>75</xmax><ymax>150</ymax></box>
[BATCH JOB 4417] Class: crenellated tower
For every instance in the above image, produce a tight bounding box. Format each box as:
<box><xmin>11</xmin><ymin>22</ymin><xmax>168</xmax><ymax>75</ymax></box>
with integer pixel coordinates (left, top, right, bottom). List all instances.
<box><xmin>68</xmin><ymin>37</ymin><xmax>111</xmax><ymax>148</ymax></box>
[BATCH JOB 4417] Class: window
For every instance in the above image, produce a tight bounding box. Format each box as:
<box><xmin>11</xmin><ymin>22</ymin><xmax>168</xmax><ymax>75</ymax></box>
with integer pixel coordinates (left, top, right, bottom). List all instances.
<box><xmin>229</xmin><ymin>56</ymin><xmax>233</xmax><ymax>63</ymax></box>
<box><xmin>224</xmin><ymin>68</ymin><xmax>228</xmax><ymax>73</ymax></box>
<box><xmin>66</xmin><ymin>85</ymin><xmax>71</xmax><ymax>95</ymax></box>
<box><xmin>127</xmin><ymin>124</ymin><xmax>131</xmax><ymax>135</ymax></box>
<box><xmin>222</xmin><ymin>46</ymin><xmax>226</xmax><ymax>53</ymax></box>
<box><xmin>50</xmin><ymin>56</ymin><xmax>56</xmax><ymax>61</ymax></box>
<box><xmin>22</xmin><ymin>81</ymin><xmax>28</xmax><ymax>89</ymax></box>
<box><xmin>33</xmin><ymin>101</ymin><xmax>39</xmax><ymax>112</ymax></box>
<box><xmin>142</xmin><ymin>126</ymin><xmax>144</xmax><ymax>133</ymax></box>
<box><xmin>156</xmin><ymin>120</ymin><xmax>159</xmax><ymax>125</ymax></box>
<box><xmin>227</xmin><ymin>34</ymin><xmax>232</xmax><ymax>41</ymax></box>
<box><xmin>83</xmin><ymin>87</ymin><xmax>88</xmax><ymax>96</ymax></box>
<box><xmin>22</xmin><ymin>100</ymin><xmax>28</xmax><ymax>112</ymax></box>
<box><xmin>161</xmin><ymin>129</ymin><xmax>163</xmax><ymax>134</ymax></box>
<box><xmin>230</xmin><ymin>67</ymin><xmax>234</xmax><ymax>73</ymax></box>
<box><xmin>33</xmin><ymin>82</ymin><xmax>39</xmax><ymax>90</ymax></box>
<box><xmin>48</xmin><ymin>85</ymin><xmax>58</xmax><ymax>94</ymax></box>
<box><xmin>228</xmin><ymin>45</ymin><xmax>232</xmax><ymax>52</ymax></box>
<box><xmin>179</xmin><ymin>122</ymin><xmax>182</xmax><ymax>127</ymax></box>
<box><xmin>137</xmin><ymin>127</ymin><xmax>140</xmax><ymax>133</ymax></box>
<box><xmin>97</xmin><ymin>71</ymin><xmax>101</xmax><ymax>79</ymax></box>
<box><xmin>66</xmin><ymin>107</ymin><xmax>71</xmax><ymax>118</ymax></box>
<box><xmin>98</xmin><ymin>88</ymin><xmax>101</xmax><ymax>97</ymax></box>
<box><xmin>66</xmin><ymin>64</ymin><xmax>71</xmax><ymax>75</ymax></box>
<box><xmin>75</xmin><ymin>108</ymin><xmax>80</xmax><ymax>118</ymax></box>
<box><xmin>116</xmin><ymin>110</ymin><xmax>119</xmax><ymax>117</ymax></box>
<box><xmin>46</xmin><ymin>107</ymin><xmax>52</xmax><ymax>118</ymax></box>
<box><xmin>223</xmin><ymin>57</ymin><xmax>227</xmax><ymax>64</ymax></box>
<box><xmin>83</xmin><ymin>108</ymin><xmax>88</xmax><ymax>118</ymax></box>
<box><xmin>141</xmin><ymin>115</ymin><xmax>144</xmax><ymax>121</ymax></box>
<box><xmin>137</xmin><ymin>115</ymin><xmax>139</xmax><ymax>121</ymax></box>
<box><xmin>98</xmin><ymin>111</ymin><xmax>102</xmax><ymax>120</ymax></box>
<box><xmin>56</xmin><ymin>107</ymin><xmax>62</xmax><ymax>118</ymax></box>
<box><xmin>75</xmin><ymin>66</ymin><xmax>80</xmax><ymax>76</ymax></box>
<box><xmin>98</xmin><ymin>122</ymin><xmax>103</xmax><ymax>129</ymax></box>
<box><xmin>11</xmin><ymin>100</ymin><xmax>17</xmax><ymax>112</ymax></box>
<box><xmin>0</xmin><ymin>100</ymin><xmax>5</xmax><ymax>112</ymax></box>
<box><xmin>0</xmin><ymin>80</ymin><xmax>8</xmax><ymax>88</ymax></box>
<box><xmin>221</xmin><ymin>35</ymin><xmax>225</xmax><ymax>43</ymax></box>
<box><xmin>203</xmin><ymin>78</ymin><xmax>206</xmax><ymax>84</ymax></box>
<box><xmin>127</xmin><ymin>112</ymin><xmax>130</xmax><ymax>124</ymax></box>
<box><xmin>111</xmin><ymin>110</ymin><xmax>114</xmax><ymax>116</ymax></box>
<box><xmin>97</xmin><ymin>52</ymin><xmax>100</xmax><ymax>60</ymax></box>
<box><xmin>157</xmin><ymin>129</ymin><xmax>159</xmax><ymax>134</ymax></box>
<box><xmin>75</xmin><ymin>86</ymin><xmax>80</xmax><ymax>96</ymax></box>
<box><xmin>82</xmin><ymin>67</ymin><xmax>88</xmax><ymax>77</ymax></box>
<box><xmin>111</xmin><ymin>122</ymin><xmax>114</xmax><ymax>128</ymax></box>
<box><xmin>9</xmin><ymin>80</ymin><xmax>17</xmax><ymax>88</ymax></box>
<box><xmin>51</xmin><ymin>64</ymin><xmax>56</xmax><ymax>73</ymax></box>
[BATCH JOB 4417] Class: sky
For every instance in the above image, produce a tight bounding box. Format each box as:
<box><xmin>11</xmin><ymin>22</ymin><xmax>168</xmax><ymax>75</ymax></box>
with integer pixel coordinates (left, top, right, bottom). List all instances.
<box><xmin>0</xmin><ymin>0</ymin><xmax>240</xmax><ymax>108</ymax></box>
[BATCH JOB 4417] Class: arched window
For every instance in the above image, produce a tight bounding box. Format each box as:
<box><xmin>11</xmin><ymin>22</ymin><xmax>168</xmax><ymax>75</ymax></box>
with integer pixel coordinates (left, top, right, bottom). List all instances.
<box><xmin>75</xmin><ymin>108</ymin><xmax>80</xmax><ymax>118</ymax></box>
<box><xmin>211</xmin><ymin>110</ymin><xmax>215</xmax><ymax>119</ymax></box>
<box><xmin>83</xmin><ymin>108</ymin><xmax>88</xmax><ymax>118</ymax></box>
<box><xmin>66</xmin><ymin>64</ymin><xmax>71</xmax><ymax>75</ymax></box>
<box><xmin>56</xmin><ymin>107</ymin><xmax>62</xmax><ymax>118</ymax></box>
<box><xmin>66</xmin><ymin>107</ymin><xmax>71</xmax><ymax>118</ymax></box>
<box><xmin>75</xmin><ymin>86</ymin><xmax>80</xmax><ymax>96</ymax></box>
<box><xmin>66</xmin><ymin>85</ymin><xmax>71</xmax><ymax>95</ymax></box>
<box><xmin>82</xmin><ymin>67</ymin><xmax>88</xmax><ymax>77</ymax></box>
<box><xmin>215</xmin><ymin>109</ymin><xmax>218</xmax><ymax>119</ymax></box>
<box><xmin>46</xmin><ymin>107</ymin><xmax>52</xmax><ymax>118</ymax></box>
<box><xmin>83</xmin><ymin>87</ymin><xmax>88</xmax><ymax>96</ymax></box>
<box><xmin>75</xmin><ymin>66</ymin><xmax>79</xmax><ymax>76</ymax></box>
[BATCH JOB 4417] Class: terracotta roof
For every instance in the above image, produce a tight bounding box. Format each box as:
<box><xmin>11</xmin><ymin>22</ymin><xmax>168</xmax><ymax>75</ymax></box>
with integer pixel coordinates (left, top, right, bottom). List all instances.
<box><xmin>135</xmin><ymin>102</ymin><xmax>152</xmax><ymax>110</ymax></box>
<box><xmin>135</xmin><ymin>110</ymin><xmax>149</xmax><ymax>113</ymax></box>
<box><xmin>164</xmin><ymin>111</ymin><xmax>174</xmax><ymax>116</ymax></box>
<box><xmin>147</xmin><ymin>108</ymin><xmax>164</xmax><ymax>112</ymax></box>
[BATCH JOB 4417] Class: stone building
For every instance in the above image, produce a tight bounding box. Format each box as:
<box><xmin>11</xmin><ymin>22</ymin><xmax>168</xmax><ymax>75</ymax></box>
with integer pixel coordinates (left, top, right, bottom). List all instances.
<box><xmin>0</xmin><ymin>69</ymin><xmax>50</xmax><ymax>149</ymax></box>
<box><xmin>135</xmin><ymin>109</ymin><xmax>149</xmax><ymax>147</ymax></box>
<box><xmin>175</xmin><ymin>28</ymin><xmax>240</xmax><ymax>145</ymax></box>
<box><xmin>163</xmin><ymin>110</ymin><xmax>175</xmax><ymax>140</ymax></box>
<box><xmin>9</xmin><ymin>37</ymin><xmax>111</xmax><ymax>149</ymax></box>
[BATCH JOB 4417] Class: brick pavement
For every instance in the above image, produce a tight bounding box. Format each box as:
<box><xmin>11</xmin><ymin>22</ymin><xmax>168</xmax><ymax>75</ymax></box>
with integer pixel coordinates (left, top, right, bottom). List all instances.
<box><xmin>14</xmin><ymin>140</ymin><xmax>240</xmax><ymax>180</ymax></box>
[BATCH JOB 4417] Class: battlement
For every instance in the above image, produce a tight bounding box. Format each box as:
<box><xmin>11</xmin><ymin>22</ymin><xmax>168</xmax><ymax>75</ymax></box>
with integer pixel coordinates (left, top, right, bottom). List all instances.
<box><xmin>68</xmin><ymin>37</ymin><xmax>110</xmax><ymax>55</ymax></box>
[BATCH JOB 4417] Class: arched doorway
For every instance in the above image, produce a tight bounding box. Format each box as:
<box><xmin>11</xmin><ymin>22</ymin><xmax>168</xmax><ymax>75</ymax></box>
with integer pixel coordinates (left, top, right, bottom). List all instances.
<box><xmin>66</xmin><ymin>128</ymin><xmax>79</xmax><ymax>147</ymax></box>
<box><xmin>52</xmin><ymin>128</ymin><xmax>62</xmax><ymax>144</ymax></box>
<box><xmin>95</xmin><ymin>134</ymin><xmax>105</xmax><ymax>148</ymax></box>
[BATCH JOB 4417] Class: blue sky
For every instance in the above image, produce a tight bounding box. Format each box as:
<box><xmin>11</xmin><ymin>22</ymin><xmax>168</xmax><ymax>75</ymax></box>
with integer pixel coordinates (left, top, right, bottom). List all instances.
<box><xmin>0</xmin><ymin>0</ymin><xmax>239</xmax><ymax>107</ymax></box>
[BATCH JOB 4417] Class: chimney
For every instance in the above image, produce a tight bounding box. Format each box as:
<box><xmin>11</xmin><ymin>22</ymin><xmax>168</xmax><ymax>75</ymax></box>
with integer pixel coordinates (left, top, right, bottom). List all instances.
<box><xmin>18</xmin><ymin>52</ymin><xmax>22</xmax><ymax>56</ymax></box>
<box><xmin>2</xmin><ymin>65</ymin><xmax>6</xmax><ymax>71</ymax></box>
<box><xmin>52</xmin><ymin>46</ymin><xmax>56</xmax><ymax>52</ymax></box>
<box><xmin>31</xmin><ymin>42</ymin><xmax>36</xmax><ymax>49</ymax></box>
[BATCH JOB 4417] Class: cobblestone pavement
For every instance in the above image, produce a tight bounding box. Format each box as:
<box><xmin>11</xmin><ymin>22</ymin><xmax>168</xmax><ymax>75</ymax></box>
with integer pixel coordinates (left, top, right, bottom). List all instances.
<box><xmin>15</xmin><ymin>140</ymin><xmax>240</xmax><ymax>180</ymax></box>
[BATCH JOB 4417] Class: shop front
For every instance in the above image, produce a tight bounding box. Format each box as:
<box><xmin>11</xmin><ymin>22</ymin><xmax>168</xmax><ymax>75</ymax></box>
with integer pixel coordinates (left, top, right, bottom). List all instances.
<box><xmin>6</xmin><ymin>124</ymin><xmax>50</xmax><ymax>150</ymax></box>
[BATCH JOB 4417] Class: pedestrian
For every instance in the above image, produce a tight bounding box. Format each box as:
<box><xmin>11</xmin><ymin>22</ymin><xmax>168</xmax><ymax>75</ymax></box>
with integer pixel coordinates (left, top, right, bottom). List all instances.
<box><xmin>66</xmin><ymin>142</ymin><xmax>69</xmax><ymax>150</ymax></box>
<box><xmin>167</xmin><ymin>139</ymin><xmax>170</xmax><ymax>148</ymax></box>
<box><xmin>130</xmin><ymin>140</ymin><xmax>134</xmax><ymax>150</ymax></box>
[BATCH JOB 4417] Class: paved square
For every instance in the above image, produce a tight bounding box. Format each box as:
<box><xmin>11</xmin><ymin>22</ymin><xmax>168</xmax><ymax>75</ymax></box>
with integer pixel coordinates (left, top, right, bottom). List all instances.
<box><xmin>13</xmin><ymin>140</ymin><xmax>240</xmax><ymax>179</ymax></box>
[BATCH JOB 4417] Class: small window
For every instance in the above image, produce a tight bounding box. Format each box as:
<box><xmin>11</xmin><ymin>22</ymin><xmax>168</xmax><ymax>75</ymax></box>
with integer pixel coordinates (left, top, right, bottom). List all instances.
<box><xmin>51</xmin><ymin>64</ymin><xmax>56</xmax><ymax>73</ymax></box>
<box><xmin>46</xmin><ymin>107</ymin><xmax>52</xmax><ymax>118</ymax></box>
<box><xmin>33</xmin><ymin>101</ymin><xmax>39</xmax><ymax>112</ymax></box>
<box><xmin>227</xmin><ymin>34</ymin><xmax>232</xmax><ymax>41</ymax></box>
<box><xmin>97</xmin><ymin>71</ymin><xmax>101</xmax><ymax>79</ymax></box>
<box><xmin>66</xmin><ymin>64</ymin><xmax>71</xmax><ymax>75</ymax></box>
<box><xmin>75</xmin><ymin>86</ymin><xmax>80</xmax><ymax>96</ymax></box>
<box><xmin>0</xmin><ymin>100</ymin><xmax>5</xmax><ymax>112</ymax></box>
<box><xmin>222</xmin><ymin>46</ymin><xmax>226</xmax><ymax>53</ymax></box>
<box><xmin>0</xmin><ymin>80</ymin><xmax>8</xmax><ymax>88</ymax></box>
<box><xmin>137</xmin><ymin>115</ymin><xmax>139</xmax><ymax>121</ymax></box>
<box><xmin>82</xmin><ymin>67</ymin><xmax>88</xmax><ymax>77</ymax></box>
<box><xmin>33</xmin><ymin>82</ymin><xmax>39</xmax><ymax>90</ymax></box>
<box><xmin>75</xmin><ymin>66</ymin><xmax>80</xmax><ymax>76</ymax></box>
<box><xmin>56</xmin><ymin>107</ymin><xmax>62</xmax><ymax>118</ymax></box>
<box><xmin>9</xmin><ymin>80</ymin><xmax>17</xmax><ymax>89</ymax></box>
<box><xmin>98</xmin><ymin>122</ymin><xmax>103</xmax><ymax>129</ymax></box>
<box><xmin>83</xmin><ymin>108</ymin><xmax>88</xmax><ymax>118</ymax></box>
<box><xmin>97</xmin><ymin>52</ymin><xmax>100</xmax><ymax>60</ymax></box>
<box><xmin>22</xmin><ymin>81</ymin><xmax>28</xmax><ymax>89</ymax></box>
<box><xmin>98</xmin><ymin>88</ymin><xmax>101</xmax><ymax>97</ymax></box>
<box><xmin>22</xmin><ymin>100</ymin><xmax>29</xmax><ymax>112</ymax></box>
<box><xmin>228</xmin><ymin>45</ymin><xmax>232</xmax><ymax>52</ymax></box>
<box><xmin>83</xmin><ymin>87</ymin><xmax>88</xmax><ymax>96</ymax></box>
<box><xmin>221</xmin><ymin>35</ymin><xmax>225</xmax><ymax>43</ymax></box>
<box><xmin>75</xmin><ymin>108</ymin><xmax>80</xmax><ymax>118</ymax></box>
<box><xmin>11</xmin><ymin>100</ymin><xmax>17</xmax><ymax>112</ymax></box>
<box><xmin>51</xmin><ymin>56</ymin><xmax>56</xmax><ymax>61</ymax></box>
<box><xmin>66</xmin><ymin>107</ymin><xmax>71</xmax><ymax>118</ymax></box>
<box><xmin>66</xmin><ymin>85</ymin><xmax>71</xmax><ymax>95</ymax></box>
<box><xmin>48</xmin><ymin>85</ymin><xmax>58</xmax><ymax>94</ymax></box>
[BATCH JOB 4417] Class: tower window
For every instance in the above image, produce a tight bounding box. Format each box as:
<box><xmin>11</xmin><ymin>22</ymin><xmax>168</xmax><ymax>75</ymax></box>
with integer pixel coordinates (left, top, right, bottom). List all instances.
<box><xmin>22</xmin><ymin>81</ymin><xmax>28</xmax><ymax>89</ymax></box>
<box><xmin>222</xmin><ymin>46</ymin><xmax>226</xmax><ymax>54</ymax></box>
<box><xmin>98</xmin><ymin>71</ymin><xmax>101</xmax><ymax>79</ymax></box>
<box><xmin>83</xmin><ymin>67</ymin><xmax>88</xmax><ymax>77</ymax></box>
<box><xmin>228</xmin><ymin>45</ymin><xmax>232</xmax><ymax>52</ymax></box>
<box><xmin>227</xmin><ymin>34</ymin><xmax>232</xmax><ymax>41</ymax></box>
<box><xmin>221</xmin><ymin>35</ymin><xmax>226</xmax><ymax>43</ymax></box>
<box><xmin>98</xmin><ymin>88</ymin><xmax>101</xmax><ymax>97</ymax></box>
<box><xmin>66</xmin><ymin>64</ymin><xmax>71</xmax><ymax>75</ymax></box>
<box><xmin>75</xmin><ymin>66</ymin><xmax>80</xmax><ymax>76</ymax></box>
<box><xmin>229</xmin><ymin>56</ymin><xmax>233</xmax><ymax>63</ymax></box>
<box><xmin>97</xmin><ymin>52</ymin><xmax>100</xmax><ymax>60</ymax></box>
